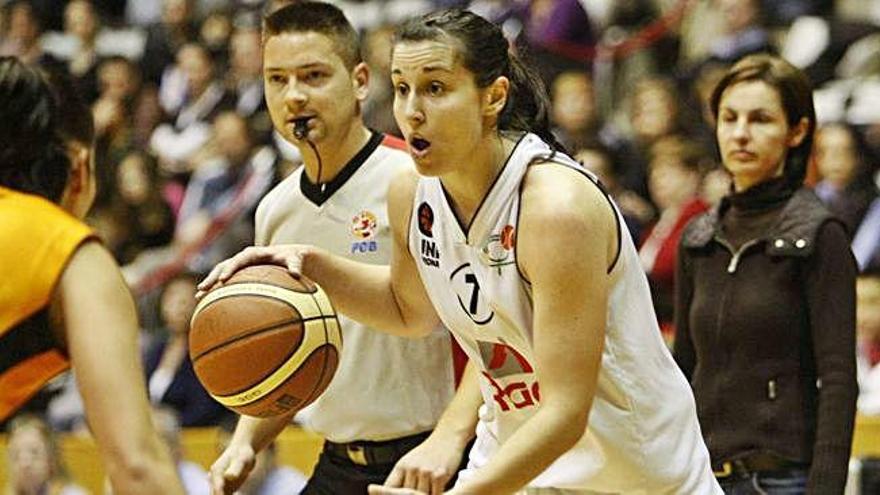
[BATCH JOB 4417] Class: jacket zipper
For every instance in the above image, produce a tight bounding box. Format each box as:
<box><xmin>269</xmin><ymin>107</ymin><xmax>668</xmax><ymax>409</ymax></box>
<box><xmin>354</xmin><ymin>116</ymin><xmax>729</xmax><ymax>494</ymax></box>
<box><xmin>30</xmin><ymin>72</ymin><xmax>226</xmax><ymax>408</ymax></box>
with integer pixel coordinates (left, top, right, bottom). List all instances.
<box><xmin>710</xmin><ymin>235</ymin><xmax>762</xmax><ymax>435</ymax></box>
<box><xmin>715</xmin><ymin>237</ymin><xmax>762</xmax><ymax>274</ymax></box>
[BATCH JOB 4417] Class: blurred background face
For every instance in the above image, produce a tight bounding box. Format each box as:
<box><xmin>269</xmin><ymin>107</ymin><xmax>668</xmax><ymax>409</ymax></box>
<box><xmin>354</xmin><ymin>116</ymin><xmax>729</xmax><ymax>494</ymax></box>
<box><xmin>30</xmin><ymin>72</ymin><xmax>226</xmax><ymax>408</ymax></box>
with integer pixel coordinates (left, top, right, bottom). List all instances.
<box><xmin>857</xmin><ymin>277</ymin><xmax>880</xmax><ymax>343</ymax></box>
<box><xmin>8</xmin><ymin>3</ymin><xmax>39</xmax><ymax>46</ymax></box>
<box><xmin>177</xmin><ymin>45</ymin><xmax>213</xmax><ymax>96</ymax></box>
<box><xmin>649</xmin><ymin>155</ymin><xmax>700</xmax><ymax>210</ymax></box>
<box><xmin>230</xmin><ymin>29</ymin><xmax>262</xmax><ymax>80</ymax></box>
<box><xmin>815</xmin><ymin>124</ymin><xmax>859</xmax><ymax>188</ymax></box>
<box><xmin>214</xmin><ymin>113</ymin><xmax>252</xmax><ymax>165</ymax></box>
<box><xmin>99</xmin><ymin>60</ymin><xmax>138</xmax><ymax>101</ymax></box>
<box><xmin>552</xmin><ymin>72</ymin><xmax>596</xmax><ymax>133</ymax></box>
<box><xmin>117</xmin><ymin>153</ymin><xmax>150</xmax><ymax>204</ymax></box>
<box><xmin>363</xmin><ymin>25</ymin><xmax>394</xmax><ymax>73</ymax></box>
<box><xmin>160</xmin><ymin>277</ymin><xmax>198</xmax><ymax>335</ymax></box>
<box><xmin>162</xmin><ymin>0</ymin><xmax>191</xmax><ymax>26</ymax></box>
<box><xmin>7</xmin><ymin>425</ymin><xmax>53</xmax><ymax>494</ymax></box>
<box><xmin>717</xmin><ymin>0</ymin><xmax>758</xmax><ymax>34</ymax></box>
<box><xmin>631</xmin><ymin>81</ymin><xmax>677</xmax><ymax>142</ymax></box>
<box><xmin>64</xmin><ymin>0</ymin><xmax>97</xmax><ymax>42</ymax></box>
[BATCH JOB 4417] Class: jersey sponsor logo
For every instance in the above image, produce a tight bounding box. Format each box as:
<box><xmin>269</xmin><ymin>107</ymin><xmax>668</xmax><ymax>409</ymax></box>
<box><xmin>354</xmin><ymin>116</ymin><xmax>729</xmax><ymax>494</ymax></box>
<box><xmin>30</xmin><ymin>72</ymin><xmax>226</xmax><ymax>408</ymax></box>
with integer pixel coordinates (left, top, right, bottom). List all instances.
<box><xmin>418</xmin><ymin>203</ymin><xmax>440</xmax><ymax>267</ymax></box>
<box><xmin>350</xmin><ymin>210</ymin><xmax>379</xmax><ymax>253</ymax></box>
<box><xmin>476</xmin><ymin>339</ymin><xmax>539</xmax><ymax>411</ymax></box>
<box><xmin>449</xmin><ymin>263</ymin><xmax>493</xmax><ymax>324</ymax></box>
<box><xmin>417</xmin><ymin>202</ymin><xmax>434</xmax><ymax>237</ymax></box>
<box><xmin>479</xmin><ymin>224</ymin><xmax>516</xmax><ymax>273</ymax></box>
<box><xmin>421</xmin><ymin>238</ymin><xmax>440</xmax><ymax>267</ymax></box>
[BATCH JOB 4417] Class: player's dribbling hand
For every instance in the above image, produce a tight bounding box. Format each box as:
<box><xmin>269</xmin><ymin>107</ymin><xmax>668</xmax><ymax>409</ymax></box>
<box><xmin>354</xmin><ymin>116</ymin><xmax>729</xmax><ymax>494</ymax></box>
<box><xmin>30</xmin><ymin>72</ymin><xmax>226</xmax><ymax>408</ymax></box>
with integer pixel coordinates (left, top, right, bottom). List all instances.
<box><xmin>209</xmin><ymin>443</ymin><xmax>256</xmax><ymax>495</ymax></box>
<box><xmin>196</xmin><ymin>245</ymin><xmax>318</xmax><ymax>299</ymax></box>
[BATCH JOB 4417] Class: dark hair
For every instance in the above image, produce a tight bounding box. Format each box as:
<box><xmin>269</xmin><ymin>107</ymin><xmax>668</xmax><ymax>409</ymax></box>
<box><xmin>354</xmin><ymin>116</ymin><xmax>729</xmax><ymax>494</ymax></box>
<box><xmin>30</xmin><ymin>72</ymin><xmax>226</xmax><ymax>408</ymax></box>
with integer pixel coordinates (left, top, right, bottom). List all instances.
<box><xmin>0</xmin><ymin>57</ymin><xmax>93</xmax><ymax>202</ymax></box>
<box><xmin>262</xmin><ymin>1</ymin><xmax>361</xmax><ymax>70</ymax></box>
<box><xmin>710</xmin><ymin>53</ymin><xmax>815</xmax><ymax>188</ymax></box>
<box><xmin>393</xmin><ymin>9</ymin><xmax>565</xmax><ymax>153</ymax></box>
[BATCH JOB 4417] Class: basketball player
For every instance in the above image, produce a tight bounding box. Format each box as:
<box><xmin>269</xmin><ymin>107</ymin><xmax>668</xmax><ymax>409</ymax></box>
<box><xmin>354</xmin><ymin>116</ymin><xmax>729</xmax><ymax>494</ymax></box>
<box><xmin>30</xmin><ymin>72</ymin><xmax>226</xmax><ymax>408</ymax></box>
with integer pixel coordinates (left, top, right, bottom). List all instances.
<box><xmin>207</xmin><ymin>3</ymin><xmax>469</xmax><ymax>494</ymax></box>
<box><xmin>202</xmin><ymin>9</ymin><xmax>723</xmax><ymax>495</ymax></box>
<box><xmin>0</xmin><ymin>58</ymin><xmax>185</xmax><ymax>494</ymax></box>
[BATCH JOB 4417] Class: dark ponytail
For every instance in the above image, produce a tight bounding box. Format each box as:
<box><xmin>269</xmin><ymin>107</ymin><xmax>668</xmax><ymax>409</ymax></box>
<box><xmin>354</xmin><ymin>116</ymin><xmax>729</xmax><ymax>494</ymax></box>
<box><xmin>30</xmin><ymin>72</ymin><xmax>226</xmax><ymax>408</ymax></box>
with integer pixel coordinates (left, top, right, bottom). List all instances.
<box><xmin>394</xmin><ymin>9</ymin><xmax>566</xmax><ymax>153</ymax></box>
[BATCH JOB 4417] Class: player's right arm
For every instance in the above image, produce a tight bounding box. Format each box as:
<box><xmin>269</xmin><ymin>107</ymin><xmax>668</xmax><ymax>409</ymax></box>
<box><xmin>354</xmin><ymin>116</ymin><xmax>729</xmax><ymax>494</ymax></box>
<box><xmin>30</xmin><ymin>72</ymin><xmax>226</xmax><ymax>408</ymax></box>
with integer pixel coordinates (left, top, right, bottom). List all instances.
<box><xmin>210</xmin><ymin>413</ymin><xmax>293</xmax><ymax>494</ymax></box>
<box><xmin>51</xmin><ymin>241</ymin><xmax>185</xmax><ymax>495</ymax></box>
<box><xmin>197</xmin><ymin>168</ymin><xmax>439</xmax><ymax>338</ymax></box>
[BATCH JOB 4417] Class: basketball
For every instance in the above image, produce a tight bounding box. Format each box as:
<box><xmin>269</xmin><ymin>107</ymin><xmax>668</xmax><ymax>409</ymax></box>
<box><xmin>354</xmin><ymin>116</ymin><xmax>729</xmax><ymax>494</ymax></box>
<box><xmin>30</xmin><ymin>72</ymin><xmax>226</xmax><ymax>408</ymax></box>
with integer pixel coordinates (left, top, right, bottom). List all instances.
<box><xmin>189</xmin><ymin>265</ymin><xmax>342</xmax><ymax>418</ymax></box>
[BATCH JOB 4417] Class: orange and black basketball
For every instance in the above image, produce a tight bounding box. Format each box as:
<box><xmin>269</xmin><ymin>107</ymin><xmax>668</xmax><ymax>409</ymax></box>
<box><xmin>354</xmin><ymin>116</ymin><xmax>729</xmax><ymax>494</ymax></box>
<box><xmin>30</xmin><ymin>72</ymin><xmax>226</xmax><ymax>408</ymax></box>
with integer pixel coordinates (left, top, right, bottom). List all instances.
<box><xmin>189</xmin><ymin>265</ymin><xmax>342</xmax><ymax>417</ymax></box>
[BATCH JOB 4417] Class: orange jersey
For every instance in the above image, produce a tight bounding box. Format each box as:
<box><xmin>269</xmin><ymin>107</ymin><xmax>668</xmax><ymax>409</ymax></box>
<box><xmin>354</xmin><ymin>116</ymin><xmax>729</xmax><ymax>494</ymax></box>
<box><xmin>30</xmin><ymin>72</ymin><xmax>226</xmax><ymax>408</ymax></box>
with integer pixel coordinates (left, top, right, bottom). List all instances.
<box><xmin>0</xmin><ymin>186</ymin><xmax>94</xmax><ymax>421</ymax></box>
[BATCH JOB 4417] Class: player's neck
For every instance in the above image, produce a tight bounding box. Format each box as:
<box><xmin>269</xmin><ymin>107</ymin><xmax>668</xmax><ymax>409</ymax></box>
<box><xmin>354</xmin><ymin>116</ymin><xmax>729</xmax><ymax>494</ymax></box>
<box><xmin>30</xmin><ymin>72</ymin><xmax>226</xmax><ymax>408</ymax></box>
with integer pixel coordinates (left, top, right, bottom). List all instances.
<box><xmin>300</xmin><ymin>124</ymin><xmax>372</xmax><ymax>185</ymax></box>
<box><xmin>441</xmin><ymin>133</ymin><xmax>512</xmax><ymax>228</ymax></box>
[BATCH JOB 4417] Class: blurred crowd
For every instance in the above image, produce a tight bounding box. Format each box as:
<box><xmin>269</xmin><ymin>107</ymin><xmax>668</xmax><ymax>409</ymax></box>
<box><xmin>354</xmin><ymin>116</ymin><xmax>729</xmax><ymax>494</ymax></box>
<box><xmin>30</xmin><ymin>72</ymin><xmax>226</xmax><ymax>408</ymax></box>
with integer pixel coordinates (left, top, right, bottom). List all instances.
<box><xmin>3</xmin><ymin>0</ymin><xmax>880</xmax><ymax>492</ymax></box>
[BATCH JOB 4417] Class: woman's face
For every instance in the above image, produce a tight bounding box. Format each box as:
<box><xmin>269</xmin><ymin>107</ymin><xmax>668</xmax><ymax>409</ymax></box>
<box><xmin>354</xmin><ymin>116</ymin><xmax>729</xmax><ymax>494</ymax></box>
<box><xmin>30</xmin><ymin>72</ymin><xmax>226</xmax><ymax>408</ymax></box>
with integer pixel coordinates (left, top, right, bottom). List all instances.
<box><xmin>715</xmin><ymin>80</ymin><xmax>805</xmax><ymax>191</ymax></box>
<box><xmin>8</xmin><ymin>426</ymin><xmax>53</xmax><ymax>493</ymax></box>
<box><xmin>391</xmin><ymin>40</ymin><xmax>491</xmax><ymax>177</ymax></box>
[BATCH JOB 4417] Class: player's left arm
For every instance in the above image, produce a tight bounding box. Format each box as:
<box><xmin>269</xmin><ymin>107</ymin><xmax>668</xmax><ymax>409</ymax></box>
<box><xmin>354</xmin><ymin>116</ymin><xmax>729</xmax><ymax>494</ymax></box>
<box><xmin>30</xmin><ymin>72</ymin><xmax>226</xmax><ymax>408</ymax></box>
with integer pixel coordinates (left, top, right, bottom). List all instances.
<box><xmin>449</xmin><ymin>163</ymin><xmax>614</xmax><ymax>495</ymax></box>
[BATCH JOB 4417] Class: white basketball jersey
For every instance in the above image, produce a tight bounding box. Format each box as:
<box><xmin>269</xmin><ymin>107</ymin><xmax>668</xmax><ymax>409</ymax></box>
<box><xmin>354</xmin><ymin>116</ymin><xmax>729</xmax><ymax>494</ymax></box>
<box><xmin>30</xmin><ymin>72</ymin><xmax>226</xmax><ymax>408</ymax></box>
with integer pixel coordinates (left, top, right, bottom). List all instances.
<box><xmin>257</xmin><ymin>132</ymin><xmax>456</xmax><ymax>442</ymax></box>
<box><xmin>409</xmin><ymin>133</ymin><xmax>720</xmax><ymax>493</ymax></box>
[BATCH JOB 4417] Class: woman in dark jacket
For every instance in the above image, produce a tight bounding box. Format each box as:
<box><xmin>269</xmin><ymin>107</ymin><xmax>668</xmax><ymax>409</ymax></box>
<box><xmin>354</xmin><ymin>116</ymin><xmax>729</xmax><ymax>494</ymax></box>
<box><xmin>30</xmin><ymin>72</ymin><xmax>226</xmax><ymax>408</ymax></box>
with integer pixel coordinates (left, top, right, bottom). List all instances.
<box><xmin>674</xmin><ymin>53</ymin><xmax>858</xmax><ymax>494</ymax></box>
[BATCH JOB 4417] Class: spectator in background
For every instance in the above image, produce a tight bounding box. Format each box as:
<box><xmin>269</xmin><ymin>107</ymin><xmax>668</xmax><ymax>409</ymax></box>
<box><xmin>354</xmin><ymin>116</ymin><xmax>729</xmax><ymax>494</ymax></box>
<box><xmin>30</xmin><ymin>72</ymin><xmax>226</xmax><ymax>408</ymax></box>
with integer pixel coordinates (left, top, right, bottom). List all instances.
<box><xmin>227</xmin><ymin>19</ymin><xmax>272</xmax><ymax>142</ymax></box>
<box><xmin>675</xmin><ymin>54</ymin><xmax>857</xmax><ymax>493</ymax></box>
<box><xmin>151</xmin><ymin>406</ymin><xmax>211</xmax><ymax>495</ymax></box>
<box><xmin>61</xmin><ymin>0</ymin><xmax>102</xmax><ymax>103</ymax></box>
<box><xmin>144</xmin><ymin>272</ymin><xmax>228</xmax><ymax>427</ymax></box>
<box><xmin>174</xmin><ymin>111</ymin><xmax>275</xmax><ymax>274</ymax></box>
<box><xmin>4</xmin><ymin>414</ymin><xmax>87</xmax><ymax>495</ymax></box>
<box><xmin>857</xmin><ymin>270</ymin><xmax>880</xmax><ymax>416</ymax></box>
<box><xmin>142</xmin><ymin>0</ymin><xmax>198</xmax><ymax>85</ymax></box>
<box><xmin>151</xmin><ymin>42</ymin><xmax>235</xmax><ymax>175</ymax></box>
<box><xmin>107</xmin><ymin>151</ymin><xmax>176</xmax><ymax>264</ymax></box>
<box><xmin>639</xmin><ymin>137</ymin><xmax>708</xmax><ymax>340</ymax></box>
<box><xmin>92</xmin><ymin>56</ymin><xmax>142</xmax><ymax>207</ymax></box>
<box><xmin>574</xmin><ymin>145</ymin><xmax>652</xmax><ymax>241</ymax></box>
<box><xmin>708</xmin><ymin>0</ymin><xmax>772</xmax><ymax>64</ymax></box>
<box><xmin>620</xmin><ymin>76</ymin><xmax>687</xmax><ymax>200</ymax></box>
<box><xmin>362</xmin><ymin>23</ymin><xmax>399</xmax><ymax>137</ymax></box>
<box><xmin>199</xmin><ymin>8</ymin><xmax>233</xmax><ymax>62</ymax></box>
<box><xmin>0</xmin><ymin>1</ymin><xmax>56</xmax><ymax>66</ymax></box>
<box><xmin>550</xmin><ymin>70</ymin><xmax>598</xmax><ymax>152</ymax></box>
<box><xmin>814</xmin><ymin>122</ymin><xmax>877</xmax><ymax>236</ymax></box>
<box><xmin>216</xmin><ymin>418</ymin><xmax>308</xmax><ymax>495</ymax></box>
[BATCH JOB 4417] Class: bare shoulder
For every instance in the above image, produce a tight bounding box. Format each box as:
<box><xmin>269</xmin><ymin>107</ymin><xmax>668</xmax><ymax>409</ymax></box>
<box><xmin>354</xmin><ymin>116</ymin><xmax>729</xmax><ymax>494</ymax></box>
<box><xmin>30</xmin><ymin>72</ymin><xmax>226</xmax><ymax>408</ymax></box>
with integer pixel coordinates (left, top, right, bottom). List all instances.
<box><xmin>518</xmin><ymin>162</ymin><xmax>619</xmax><ymax>279</ymax></box>
<box><xmin>520</xmin><ymin>161</ymin><xmax>616</xmax><ymax>228</ymax></box>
